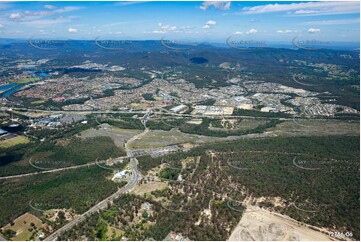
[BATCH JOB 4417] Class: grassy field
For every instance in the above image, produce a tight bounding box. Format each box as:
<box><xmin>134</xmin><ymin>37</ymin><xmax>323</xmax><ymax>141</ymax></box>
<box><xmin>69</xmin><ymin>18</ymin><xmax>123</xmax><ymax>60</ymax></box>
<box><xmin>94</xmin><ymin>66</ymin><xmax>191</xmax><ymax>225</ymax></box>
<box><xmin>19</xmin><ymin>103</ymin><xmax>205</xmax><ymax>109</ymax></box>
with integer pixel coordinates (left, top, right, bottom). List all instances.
<box><xmin>209</xmin><ymin>118</ymin><xmax>269</xmax><ymax>131</ymax></box>
<box><xmin>1</xmin><ymin>212</ymin><xmax>43</xmax><ymax>241</ymax></box>
<box><xmin>0</xmin><ymin>136</ymin><xmax>30</xmax><ymax>149</ymax></box>
<box><xmin>106</xmin><ymin>225</ymin><xmax>124</xmax><ymax>239</ymax></box>
<box><xmin>130</xmin><ymin>129</ymin><xmax>214</xmax><ymax>149</ymax></box>
<box><xmin>269</xmin><ymin>119</ymin><xmax>360</xmax><ymax>136</ymax></box>
<box><xmin>14</xmin><ymin>77</ymin><xmax>40</xmax><ymax>84</ymax></box>
<box><xmin>80</xmin><ymin>124</ymin><xmax>142</xmax><ymax>148</ymax></box>
<box><xmin>30</xmin><ymin>100</ymin><xmax>46</xmax><ymax>105</ymax></box>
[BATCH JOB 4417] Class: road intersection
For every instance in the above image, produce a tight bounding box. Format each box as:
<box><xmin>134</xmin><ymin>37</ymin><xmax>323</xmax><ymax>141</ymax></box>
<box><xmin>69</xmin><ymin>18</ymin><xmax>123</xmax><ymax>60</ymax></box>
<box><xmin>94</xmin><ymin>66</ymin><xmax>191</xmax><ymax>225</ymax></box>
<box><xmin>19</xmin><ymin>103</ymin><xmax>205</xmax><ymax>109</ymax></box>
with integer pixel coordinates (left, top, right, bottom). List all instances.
<box><xmin>44</xmin><ymin>110</ymin><xmax>152</xmax><ymax>240</ymax></box>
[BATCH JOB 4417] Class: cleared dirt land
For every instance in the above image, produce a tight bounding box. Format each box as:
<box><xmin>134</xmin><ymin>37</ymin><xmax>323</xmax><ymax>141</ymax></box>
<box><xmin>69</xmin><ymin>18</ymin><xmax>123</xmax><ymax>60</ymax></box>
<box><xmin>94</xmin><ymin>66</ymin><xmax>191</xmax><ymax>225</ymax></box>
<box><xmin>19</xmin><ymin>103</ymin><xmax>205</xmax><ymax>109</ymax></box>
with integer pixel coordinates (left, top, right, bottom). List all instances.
<box><xmin>80</xmin><ymin>123</ymin><xmax>142</xmax><ymax>148</ymax></box>
<box><xmin>269</xmin><ymin>119</ymin><xmax>359</xmax><ymax>137</ymax></box>
<box><xmin>228</xmin><ymin>206</ymin><xmax>332</xmax><ymax>241</ymax></box>
<box><xmin>132</xmin><ymin>118</ymin><xmax>359</xmax><ymax>149</ymax></box>
<box><xmin>130</xmin><ymin>129</ymin><xmax>216</xmax><ymax>149</ymax></box>
<box><xmin>131</xmin><ymin>181</ymin><xmax>168</xmax><ymax>196</ymax></box>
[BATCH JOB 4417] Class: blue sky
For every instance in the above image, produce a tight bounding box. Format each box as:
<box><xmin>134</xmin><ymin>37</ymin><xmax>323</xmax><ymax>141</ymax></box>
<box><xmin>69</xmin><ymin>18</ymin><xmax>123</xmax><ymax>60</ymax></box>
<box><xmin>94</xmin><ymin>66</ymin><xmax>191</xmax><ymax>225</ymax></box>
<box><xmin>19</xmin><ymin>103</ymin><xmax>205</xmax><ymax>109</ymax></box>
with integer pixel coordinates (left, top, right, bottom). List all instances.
<box><xmin>0</xmin><ymin>1</ymin><xmax>359</xmax><ymax>43</ymax></box>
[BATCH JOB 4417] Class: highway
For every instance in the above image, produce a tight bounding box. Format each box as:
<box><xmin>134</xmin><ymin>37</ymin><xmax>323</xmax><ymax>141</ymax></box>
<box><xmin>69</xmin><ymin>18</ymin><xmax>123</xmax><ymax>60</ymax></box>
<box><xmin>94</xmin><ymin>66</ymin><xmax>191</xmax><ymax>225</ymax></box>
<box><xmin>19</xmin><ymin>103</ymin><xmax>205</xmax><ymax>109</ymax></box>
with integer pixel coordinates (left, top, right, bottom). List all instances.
<box><xmin>44</xmin><ymin>111</ymin><xmax>151</xmax><ymax>241</ymax></box>
<box><xmin>1</xmin><ymin>106</ymin><xmax>348</xmax><ymax>240</ymax></box>
<box><xmin>0</xmin><ymin>157</ymin><xmax>130</xmax><ymax>181</ymax></box>
<box><xmin>1</xmin><ymin>106</ymin><xmax>316</xmax><ymax>121</ymax></box>
<box><xmin>1</xmin><ymin>115</ymin><xmax>161</xmax><ymax>181</ymax></box>
<box><xmin>44</xmin><ymin>164</ymin><xmax>139</xmax><ymax>241</ymax></box>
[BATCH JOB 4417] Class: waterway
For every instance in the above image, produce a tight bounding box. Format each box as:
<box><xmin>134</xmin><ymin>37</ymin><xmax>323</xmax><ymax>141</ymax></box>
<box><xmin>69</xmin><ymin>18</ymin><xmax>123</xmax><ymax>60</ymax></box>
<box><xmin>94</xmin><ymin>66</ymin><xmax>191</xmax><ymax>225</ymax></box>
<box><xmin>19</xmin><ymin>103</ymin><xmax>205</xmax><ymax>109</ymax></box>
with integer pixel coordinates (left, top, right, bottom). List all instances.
<box><xmin>0</xmin><ymin>83</ymin><xmax>27</xmax><ymax>98</ymax></box>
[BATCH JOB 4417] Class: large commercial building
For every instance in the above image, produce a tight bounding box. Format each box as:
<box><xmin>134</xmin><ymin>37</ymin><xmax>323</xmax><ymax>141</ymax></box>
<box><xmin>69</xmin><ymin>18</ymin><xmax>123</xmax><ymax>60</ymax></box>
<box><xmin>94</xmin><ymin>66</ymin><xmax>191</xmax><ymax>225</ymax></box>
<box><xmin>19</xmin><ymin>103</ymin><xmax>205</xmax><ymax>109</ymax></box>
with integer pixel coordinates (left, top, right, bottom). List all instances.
<box><xmin>0</xmin><ymin>128</ymin><xmax>8</xmax><ymax>136</ymax></box>
<box><xmin>170</xmin><ymin>104</ymin><xmax>188</xmax><ymax>113</ymax></box>
<box><xmin>192</xmin><ymin>105</ymin><xmax>234</xmax><ymax>116</ymax></box>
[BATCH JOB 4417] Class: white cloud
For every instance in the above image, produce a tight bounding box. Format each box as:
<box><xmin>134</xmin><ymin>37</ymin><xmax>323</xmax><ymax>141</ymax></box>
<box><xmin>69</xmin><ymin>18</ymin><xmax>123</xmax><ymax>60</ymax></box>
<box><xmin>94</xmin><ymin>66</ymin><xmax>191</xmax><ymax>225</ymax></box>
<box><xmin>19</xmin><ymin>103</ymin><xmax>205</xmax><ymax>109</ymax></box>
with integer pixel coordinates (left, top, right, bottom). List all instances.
<box><xmin>5</xmin><ymin>6</ymin><xmax>82</xmax><ymax>27</ymax></box>
<box><xmin>145</xmin><ymin>30</ymin><xmax>166</xmax><ymax>34</ymax></box>
<box><xmin>24</xmin><ymin>10</ymin><xmax>54</xmax><ymax>17</ymax></box>
<box><xmin>242</xmin><ymin>2</ymin><xmax>359</xmax><ymax>16</ymax></box>
<box><xmin>44</xmin><ymin>5</ymin><xmax>57</xmax><ymax>10</ymax></box>
<box><xmin>54</xmin><ymin>6</ymin><xmax>85</xmax><ymax>13</ymax></box>
<box><xmin>114</xmin><ymin>1</ymin><xmax>146</xmax><ymax>6</ymax></box>
<box><xmin>202</xmin><ymin>20</ymin><xmax>216</xmax><ymax>30</ymax></box>
<box><xmin>302</xmin><ymin>18</ymin><xmax>360</xmax><ymax>25</ymax></box>
<box><xmin>145</xmin><ymin>23</ymin><xmax>178</xmax><ymax>34</ymax></box>
<box><xmin>277</xmin><ymin>29</ymin><xmax>293</xmax><ymax>34</ymax></box>
<box><xmin>0</xmin><ymin>3</ymin><xmax>11</xmax><ymax>10</ymax></box>
<box><xmin>101</xmin><ymin>21</ymin><xmax>134</xmax><ymax>28</ymax></box>
<box><xmin>234</xmin><ymin>31</ymin><xmax>243</xmax><ymax>35</ymax></box>
<box><xmin>200</xmin><ymin>1</ymin><xmax>231</xmax><ymax>11</ymax></box>
<box><xmin>179</xmin><ymin>26</ymin><xmax>192</xmax><ymax>30</ymax></box>
<box><xmin>16</xmin><ymin>17</ymin><xmax>73</xmax><ymax>28</ymax></box>
<box><xmin>308</xmin><ymin>28</ymin><xmax>320</xmax><ymax>33</ymax></box>
<box><xmin>68</xmin><ymin>28</ymin><xmax>78</xmax><ymax>33</ymax></box>
<box><xmin>9</xmin><ymin>12</ymin><xmax>21</xmax><ymax>20</ymax></box>
<box><xmin>159</xmin><ymin>23</ymin><xmax>177</xmax><ymax>31</ymax></box>
<box><xmin>108</xmin><ymin>31</ymin><xmax>123</xmax><ymax>35</ymax></box>
<box><xmin>246</xmin><ymin>28</ymin><xmax>258</xmax><ymax>34</ymax></box>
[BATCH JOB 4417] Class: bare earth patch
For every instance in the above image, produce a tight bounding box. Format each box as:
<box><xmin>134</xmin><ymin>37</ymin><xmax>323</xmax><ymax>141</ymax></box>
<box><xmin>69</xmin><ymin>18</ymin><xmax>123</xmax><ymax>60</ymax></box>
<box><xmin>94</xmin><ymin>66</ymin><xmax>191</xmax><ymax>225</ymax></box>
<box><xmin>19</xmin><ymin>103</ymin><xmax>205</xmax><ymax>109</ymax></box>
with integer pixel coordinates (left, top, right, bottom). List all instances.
<box><xmin>80</xmin><ymin>123</ymin><xmax>142</xmax><ymax>147</ymax></box>
<box><xmin>130</xmin><ymin>129</ymin><xmax>216</xmax><ymax>149</ymax></box>
<box><xmin>131</xmin><ymin>181</ymin><xmax>167</xmax><ymax>196</ymax></box>
<box><xmin>228</xmin><ymin>206</ymin><xmax>332</xmax><ymax>241</ymax></box>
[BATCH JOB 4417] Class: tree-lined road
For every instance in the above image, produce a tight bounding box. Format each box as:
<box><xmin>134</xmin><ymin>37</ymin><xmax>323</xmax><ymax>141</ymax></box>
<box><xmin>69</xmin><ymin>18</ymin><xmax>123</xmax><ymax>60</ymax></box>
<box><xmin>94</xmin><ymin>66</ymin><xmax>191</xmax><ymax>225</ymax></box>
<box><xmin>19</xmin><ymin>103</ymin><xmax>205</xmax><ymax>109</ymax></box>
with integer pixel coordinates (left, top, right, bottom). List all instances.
<box><xmin>44</xmin><ymin>113</ymin><xmax>149</xmax><ymax>241</ymax></box>
<box><xmin>0</xmin><ymin>157</ymin><xmax>130</xmax><ymax>181</ymax></box>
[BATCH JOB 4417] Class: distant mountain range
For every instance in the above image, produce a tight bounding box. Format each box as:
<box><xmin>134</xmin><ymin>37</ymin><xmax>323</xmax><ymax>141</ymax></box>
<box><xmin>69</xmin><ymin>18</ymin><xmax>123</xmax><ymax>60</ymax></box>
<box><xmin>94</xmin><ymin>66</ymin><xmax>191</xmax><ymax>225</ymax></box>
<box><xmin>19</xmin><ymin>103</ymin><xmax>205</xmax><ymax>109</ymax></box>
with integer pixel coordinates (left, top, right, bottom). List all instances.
<box><xmin>0</xmin><ymin>38</ymin><xmax>359</xmax><ymax>51</ymax></box>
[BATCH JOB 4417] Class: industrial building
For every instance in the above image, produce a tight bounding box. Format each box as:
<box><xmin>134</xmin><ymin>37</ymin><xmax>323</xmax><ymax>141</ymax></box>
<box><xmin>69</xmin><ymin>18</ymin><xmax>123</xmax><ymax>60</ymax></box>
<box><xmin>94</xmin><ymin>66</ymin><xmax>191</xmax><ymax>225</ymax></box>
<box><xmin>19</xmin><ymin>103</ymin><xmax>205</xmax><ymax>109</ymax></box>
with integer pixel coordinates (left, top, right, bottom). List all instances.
<box><xmin>192</xmin><ymin>105</ymin><xmax>234</xmax><ymax>116</ymax></box>
<box><xmin>170</xmin><ymin>104</ymin><xmax>187</xmax><ymax>113</ymax></box>
<box><xmin>0</xmin><ymin>128</ymin><xmax>8</xmax><ymax>136</ymax></box>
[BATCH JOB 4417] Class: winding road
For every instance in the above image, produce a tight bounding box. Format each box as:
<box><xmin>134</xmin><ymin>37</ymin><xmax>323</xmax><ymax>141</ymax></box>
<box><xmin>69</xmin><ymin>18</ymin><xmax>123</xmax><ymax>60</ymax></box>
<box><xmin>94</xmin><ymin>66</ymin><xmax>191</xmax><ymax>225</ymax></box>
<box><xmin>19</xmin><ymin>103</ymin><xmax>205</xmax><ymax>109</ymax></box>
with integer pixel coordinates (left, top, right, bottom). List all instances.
<box><xmin>44</xmin><ymin>110</ymin><xmax>152</xmax><ymax>241</ymax></box>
